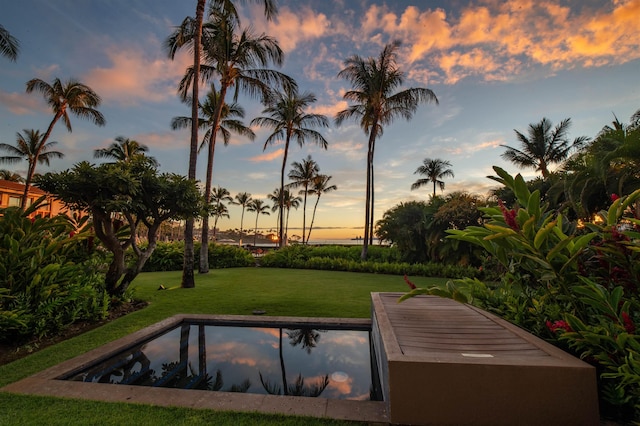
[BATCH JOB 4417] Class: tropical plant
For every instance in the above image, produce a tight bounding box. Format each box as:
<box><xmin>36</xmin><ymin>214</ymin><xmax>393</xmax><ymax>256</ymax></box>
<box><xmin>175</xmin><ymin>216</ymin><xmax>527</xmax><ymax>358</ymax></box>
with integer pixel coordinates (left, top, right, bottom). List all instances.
<box><xmin>287</xmin><ymin>155</ymin><xmax>319</xmax><ymax>244</ymax></box>
<box><xmin>210</xmin><ymin>186</ymin><xmax>233</xmax><ymax>238</ymax></box>
<box><xmin>171</xmin><ymin>86</ymin><xmax>255</xmax><ymax>272</ymax></box>
<box><xmin>0</xmin><ymin>24</ymin><xmax>19</xmax><ymax>61</ymax></box>
<box><xmin>35</xmin><ymin>159</ymin><xmax>204</xmax><ymax>297</ymax></box>
<box><xmin>411</xmin><ymin>158</ymin><xmax>454</xmax><ymax>198</ymax></box>
<box><xmin>247</xmin><ymin>199</ymin><xmax>270</xmax><ymax>246</ymax></box>
<box><xmin>335</xmin><ymin>40</ymin><xmax>438</xmax><ymax>259</ymax></box>
<box><xmin>0</xmin><ymin>169</ymin><xmax>23</xmax><ymax>182</ymax></box>
<box><xmin>282</xmin><ymin>189</ymin><xmax>302</xmax><ymax>244</ymax></box>
<box><xmin>501</xmin><ymin>117</ymin><xmax>588</xmax><ymax>178</ymax></box>
<box><xmin>94</xmin><ymin>136</ymin><xmax>158</xmax><ymax>166</ymax></box>
<box><xmin>252</xmin><ymin>87</ymin><xmax>328</xmax><ymax>247</ymax></box>
<box><xmin>0</xmin><ymin>129</ymin><xmax>64</xmax><ymax>208</ymax></box>
<box><xmin>306</xmin><ymin>174</ymin><xmax>337</xmax><ymax>243</ymax></box>
<box><xmin>232</xmin><ymin>192</ymin><xmax>252</xmax><ymax>246</ymax></box>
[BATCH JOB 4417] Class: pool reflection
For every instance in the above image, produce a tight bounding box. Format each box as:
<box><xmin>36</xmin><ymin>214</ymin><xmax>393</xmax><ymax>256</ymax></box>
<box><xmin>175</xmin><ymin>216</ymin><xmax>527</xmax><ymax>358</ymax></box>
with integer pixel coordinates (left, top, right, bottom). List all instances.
<box><xmin>66</xmin><ymin>323</ymin><xmax>380</xmax><ymax>401</ymax></box>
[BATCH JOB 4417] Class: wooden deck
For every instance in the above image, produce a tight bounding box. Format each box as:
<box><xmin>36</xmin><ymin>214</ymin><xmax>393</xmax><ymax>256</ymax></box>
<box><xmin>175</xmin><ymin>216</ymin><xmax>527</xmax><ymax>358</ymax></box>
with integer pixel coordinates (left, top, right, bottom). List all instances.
<box><xmin>371</xmin><ymin>292</ymin><xmax>599</xmax><ymax>425</ymax></box>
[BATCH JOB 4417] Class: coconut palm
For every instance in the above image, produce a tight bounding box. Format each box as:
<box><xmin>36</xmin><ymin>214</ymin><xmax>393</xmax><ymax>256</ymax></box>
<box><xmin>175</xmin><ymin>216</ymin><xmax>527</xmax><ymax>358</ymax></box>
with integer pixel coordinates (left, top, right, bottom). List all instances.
<box><xmin>0</xmin><ymin>169</ymin><xmax>23</xmax><ymax>182</ymax></box>
<box><xmin>0</xmin><ymin>129</ymin><xmax>63</xmax><ymax>207</ymax></box>
<box><xmin>335</xmin><ymin>40</ymin><xmax>438</xmax><ymax>260</ymax></box>
<box><xmin>287</xmin><ymin>155</ymin><xmax>319</xmax><ymax>244</ymax></box>
<box><xmin>267</xmin><ymin>187</ymin><xmax>283</xmax><ymax>243</ymax></box>
<box><xmin>282</xmin><ymin>189</ymin><xmax>302</xmax><ymax>244</ymax></box>
<box><xmin>172</xmin><ymin>86</ymin><xmax>255</xmax><ymax>272</ymax></box>
<box><xmin>501</xmin><ymin>117</ymin><xmax>588</xmax><ymax>179</ymax></box>
<box><xmin>94</xmin><ymin>136</ymin><xmax>158</xmax><ymax>166</ymax></box>
<box><xmin>247</xmin><ymin>199</ymin><xmax>270</xmax><ymax>246</ymax></box>
<box><xmin>0</xmin><ymin>24</ymin><xmax>19</xmax><ymax>61</ymax></box>
<box><xmin>306</xmin><ymin>174</ymin><xmax>337</xmax><ymax>243</ymax></box>
<box><xmin>411</xmin><ymin>158</ymin><xmax>455</xmax><ymax>198</ymax></box>
<box><xmin>252</xmin><ymin>87</ymin><xmax>328</xmax><ymax>247</ymax></box>
<box><xmin>210</xmin><ymin>186</ymin><xmax>233</xmax><ymax>238</ymax></box>
<box><xmin>232</xmin><ymin>192</ymin><xmax>252</xmax><ymax>246</ymax></box>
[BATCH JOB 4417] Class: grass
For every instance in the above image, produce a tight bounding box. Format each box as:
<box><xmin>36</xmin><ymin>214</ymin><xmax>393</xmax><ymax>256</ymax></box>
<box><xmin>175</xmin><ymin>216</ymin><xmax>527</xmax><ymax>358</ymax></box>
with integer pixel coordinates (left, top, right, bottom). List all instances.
<box><xmin>0</xmin><ymin>268</ymin><xmax>444</xmax><ymax>425</ymax></box>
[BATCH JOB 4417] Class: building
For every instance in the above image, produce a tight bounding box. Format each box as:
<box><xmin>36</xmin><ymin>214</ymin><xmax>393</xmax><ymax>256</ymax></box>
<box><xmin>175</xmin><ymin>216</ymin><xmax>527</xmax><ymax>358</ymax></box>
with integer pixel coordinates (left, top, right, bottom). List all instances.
<box><xmin>0</xmin><ymin>180</ymin><xmax>70</xmax><ymax>218</ymax></box>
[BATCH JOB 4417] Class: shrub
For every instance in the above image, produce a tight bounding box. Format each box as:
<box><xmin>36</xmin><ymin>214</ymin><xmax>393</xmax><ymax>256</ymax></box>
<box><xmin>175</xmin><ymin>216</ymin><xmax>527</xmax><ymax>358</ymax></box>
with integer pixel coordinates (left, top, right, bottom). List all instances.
<box><xmin>0</xmin><ymin>205</ymin><xmax>109</xmax><ymax>342</ymax></box>
<box><xmin>141</xmin><ymin>242</ymin><xmax>254</xmax><ymax>271</ymax></box>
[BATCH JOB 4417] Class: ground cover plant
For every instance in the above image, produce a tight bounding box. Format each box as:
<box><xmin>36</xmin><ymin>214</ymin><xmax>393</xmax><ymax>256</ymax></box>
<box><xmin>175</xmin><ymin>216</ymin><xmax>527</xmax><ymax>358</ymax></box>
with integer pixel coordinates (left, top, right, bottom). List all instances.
<box><xmin>0</xmin><ymin>268</ymin><xmax>438</xmax><ymax>425</ymax></box>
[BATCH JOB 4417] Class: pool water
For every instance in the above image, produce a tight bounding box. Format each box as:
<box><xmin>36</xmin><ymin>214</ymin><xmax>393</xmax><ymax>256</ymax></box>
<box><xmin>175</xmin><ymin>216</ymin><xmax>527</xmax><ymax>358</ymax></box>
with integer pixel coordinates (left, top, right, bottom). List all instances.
<box><xmin>65</xmin><ymin>322</ymin><xmax>381</xmax><ymax>401</ymax></box>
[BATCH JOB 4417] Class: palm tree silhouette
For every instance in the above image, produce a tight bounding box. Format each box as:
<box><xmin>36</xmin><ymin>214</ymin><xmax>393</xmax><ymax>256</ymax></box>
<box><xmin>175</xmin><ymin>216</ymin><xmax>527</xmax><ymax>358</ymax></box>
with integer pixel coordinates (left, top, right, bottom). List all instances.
<box><xmin>0</xmin><ymin>169</ymin><xmax>23</xmax><ymax>182</ymax></box>
<box><xmin>0</xmin><ymin>129</ymin><xmax>64</xmax><ymax>208</ymax></box>
<box><xmin>501</xmin><ymin>117</ymin><xmax>588</xmax><ymax>178</ymax></box>
<box><xmin>172</xmin><ymin>86</ymin><xmax>254</xmax><ymax>272</ymax></box>
<box><xmin>0</xmin><ymin>24</ymin><xmax>19</xmax><ymax>61</ymax></box>
<box><xmin>335</xmin><ymin>40</ymin><xmax>438</xmax><ymax>260</ymax></box>
<box><xmin>306</xmin><ymin>174</ymin><xmax>337</xmax><ymax>243</ymax></box>
<box><xmin>94</xmin><ymin>136</ymin><xmax>158</xmax><ymax>166</ymax></box>
<box><xmin>287</xmin><ymin>155</ymin><xmax>319</xmax><ymax>244</ymax></box>
<box><xmin>247</xmin><ymin>199</ymin><xmax>270</xmax><ymax>246</ymax></box>
<box><xmin>232</xmin><ymin>192</ymin><xmax>252</xmax><ymax>246</ymax></box>
<box><xmin>210</xmin><ymin>186</ymin><xmax>233</xmax><ymax>238</ymax></box>
<box><xmin>282</xmin><ymin>189</ymin><xmax>302</xmax><ymax>245</ymax></box>
<box><xmin>411</xmin><ymin>158</ymin><xmax>454</xmax><ymax>198</ymax></box>
<box><xmin>252</xmin><ymin>87</ymin><xmax>328</xmax><ymax>247</ymax></box>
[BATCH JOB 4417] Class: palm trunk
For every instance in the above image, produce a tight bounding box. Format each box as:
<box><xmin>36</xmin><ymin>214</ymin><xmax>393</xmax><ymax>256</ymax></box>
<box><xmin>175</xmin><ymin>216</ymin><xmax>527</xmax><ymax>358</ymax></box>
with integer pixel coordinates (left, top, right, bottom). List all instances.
<box><xmin>369</xmin><ymin>155</ymin><xmax>375</xmax><ymax>245</ymax></box>
<box><xmin>301</xmin><ymin>184</ymin><xmax>308</xmax><ymax>244</ymax></box>
<box><xmin>182</xmin><ymin>0</ymin><xmax>205</xmax><ymax>289</ymax></box>
<box><xmin>306</xmin><ymin>195</ymin><xmax>320</xmax><ymax>243</ymax></box>
<box><xmin>279</xmin><ymin>136</ymin><xmax>291</xmax><ymax>247</ymax></box>
<box><xmin>253</xmin><ymin>213</ymin><xmax>259</xmax><ymax>246</ymax></box>
<box><xmin>361</xmin><ymin>126</ymin><xmax>377</xmax><ymax>260</ymax></box>
<box><xmin>239</xmin><ymin>207</ymin><xmax>245</xmax><ymax>246</ymax></box>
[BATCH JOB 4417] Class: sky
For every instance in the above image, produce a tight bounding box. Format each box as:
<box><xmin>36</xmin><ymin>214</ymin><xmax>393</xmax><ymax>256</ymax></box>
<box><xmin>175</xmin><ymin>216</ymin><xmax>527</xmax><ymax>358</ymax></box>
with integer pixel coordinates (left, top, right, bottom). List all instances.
<box><xmin>1</xmin><ymin>0</ymin><xmax>639</xmax><ymax>240</ymax></box>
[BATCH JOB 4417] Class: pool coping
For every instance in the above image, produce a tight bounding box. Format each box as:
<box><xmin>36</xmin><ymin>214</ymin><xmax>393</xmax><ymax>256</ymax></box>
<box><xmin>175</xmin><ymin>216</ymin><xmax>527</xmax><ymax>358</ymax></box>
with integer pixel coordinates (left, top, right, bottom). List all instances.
<box><xmin>1</xmin><ymin>314</ymin><xmax>388</xmax><ymax>424</ymax></box>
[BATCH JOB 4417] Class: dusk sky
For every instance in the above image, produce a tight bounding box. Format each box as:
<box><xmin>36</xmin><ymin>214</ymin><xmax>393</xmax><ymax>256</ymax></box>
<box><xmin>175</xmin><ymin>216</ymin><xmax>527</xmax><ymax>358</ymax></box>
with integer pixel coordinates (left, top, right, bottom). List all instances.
<box><xmin>1</xmin><ymin>1</ymin><xmax>639</xmax><ymax>240</ymax></box>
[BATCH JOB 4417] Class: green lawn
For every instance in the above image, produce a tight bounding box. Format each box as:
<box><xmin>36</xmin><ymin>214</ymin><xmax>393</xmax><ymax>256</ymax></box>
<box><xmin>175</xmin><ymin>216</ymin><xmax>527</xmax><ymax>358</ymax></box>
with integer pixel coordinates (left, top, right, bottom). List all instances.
<box><xmin>0</xmin><ymin>268</ymin><xmax>444</xmax><ymax>425</ymax></box>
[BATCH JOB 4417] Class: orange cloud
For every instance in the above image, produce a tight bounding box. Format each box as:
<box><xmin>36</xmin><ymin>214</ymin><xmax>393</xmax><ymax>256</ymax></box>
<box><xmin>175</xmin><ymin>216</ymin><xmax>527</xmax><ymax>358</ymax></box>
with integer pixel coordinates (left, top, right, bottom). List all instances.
<box><xmin>249</xmin><ymin>148</ymin><xmax>284</xmax><ymax>163</ymax></box>
<box><xmin>0</xmin><ymin>91</ymin><xmax>48</xmax><ymax>115</ymax></box>
<box><xmin>251</xmin><ymin>6</ymin><xmax>330</xmax><ymax>51</ymax></box>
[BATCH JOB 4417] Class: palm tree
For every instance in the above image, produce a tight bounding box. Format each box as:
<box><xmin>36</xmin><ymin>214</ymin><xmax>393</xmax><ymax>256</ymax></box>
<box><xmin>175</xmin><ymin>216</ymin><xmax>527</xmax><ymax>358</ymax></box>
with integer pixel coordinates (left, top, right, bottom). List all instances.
<box><xmin>306</xmin><ymin>174</ymin><xmax>337</xmax><ymax>243</ymax></box>
<box><xmin>94</xmin><ymin>136</ymin><xmax>158</xmax><ymax>166</ymax></box>
<box><xmin>0</xmin><ymin>24</ymin><xmax>19</xmax><ymax>61</ymax></box>
<box><xmin>232</xmin><ymin>192</ymin><xmax>252</xmax><ymax>246</ymax></box>
<box><xmin>210</xmin><ymin>186</ymin><xmax>233</xmax><ymax>238</ymax></box>
<box><xmin>172</xmin><ymin>86</ymin><xmax>255</xmax><ymax>272</ymax></box>
<box><xmin>501</xmin><ymin>117</ymin><xmax>588</xmax><ymax>179</ymax></box>
<box><xmin>411</xmin><ymin>158</ymin><xmax>455</xmax><ymax>198</ymax></box>
<box><xmin>252</xmin><ymin>87</ymin><xmax>329</xmax><ymax>247</ymax></box>
<box><xmin>0</xmin><ymin>129</ymin><xmax>63</xmax><ymax>207</ymax></box>
<box><xmin>247</xmin><ymin>199</ymin><xmax>270</xmax><ymax>246</ymax></box>
<box><xmin>268</xmin><ymin>187</ymin><xmax>283</xmax><ymax>242</ymax></box>
<box><xmin>282</xmin><ymin>189</ymin><xmax>302</xmax><ymax>244</ymax></box>
<box><xmin>335</xmin><ymin>40</ymin><xmax>438</xmax><ymax>260</ymax></box>
<box><xmin>0</xmin><ymin>169</ymin><xmax>23</xmax><ymax>182</ymax></box>
<box><xmin>287</xmin><ymin>155</ymin><xmax>319</xmax><ymax>244</ymax></box>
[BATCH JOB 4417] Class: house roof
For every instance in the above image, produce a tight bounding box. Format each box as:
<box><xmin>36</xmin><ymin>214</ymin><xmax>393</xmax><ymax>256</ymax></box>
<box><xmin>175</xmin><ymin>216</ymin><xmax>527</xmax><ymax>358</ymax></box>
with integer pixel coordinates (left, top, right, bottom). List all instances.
<box><xmin>0</xmin><ymin>179</ymin><xmax>47</xmax><ymax>195</ymax></box>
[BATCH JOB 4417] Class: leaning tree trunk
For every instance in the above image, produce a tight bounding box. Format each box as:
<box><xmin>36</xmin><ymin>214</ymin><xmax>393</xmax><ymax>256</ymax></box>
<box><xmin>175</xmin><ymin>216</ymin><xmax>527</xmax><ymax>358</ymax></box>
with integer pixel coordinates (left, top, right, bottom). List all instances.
<box><xmin>182</xmin><ymin>0</ymin><xmax>206</xmax><ymax>289</ymax></box>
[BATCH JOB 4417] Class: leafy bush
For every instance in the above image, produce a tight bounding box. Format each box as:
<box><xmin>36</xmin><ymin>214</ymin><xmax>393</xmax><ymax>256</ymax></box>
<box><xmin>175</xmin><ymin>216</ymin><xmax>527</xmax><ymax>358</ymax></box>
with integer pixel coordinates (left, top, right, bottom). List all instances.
<box><xmin>0</xmin><ymin>205</ymin><xmax>109</xmax><ymax>342</ymax></box>
<box><xmin>403</xmin><ymin>167</ymin><xmax>640</xmax><ymax>422</ymax></box>
<box><xmin>141</xmin><ymin>242</ymin><xmax>254</xmax><ymax>271</ymax></box>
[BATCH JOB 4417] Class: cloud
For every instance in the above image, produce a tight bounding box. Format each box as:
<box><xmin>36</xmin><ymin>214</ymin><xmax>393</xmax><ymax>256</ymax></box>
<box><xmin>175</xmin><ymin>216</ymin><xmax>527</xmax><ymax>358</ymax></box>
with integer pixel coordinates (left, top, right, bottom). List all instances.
<box><xmin>83</xmin><ymin>41</ymin><xmax>190</xmax><ymax>106</ymax></box>
<box><xmin>249</xmin><ymin>148</ymin><xmax>284</xmax><ymax>163</ymax></box>
<box><xmin>250</xmin><ymin>6</ymin><xmax>330</xmax><ymax>52</ymax></box>
<box><xmin>0</xmin><ymin>91</ymin><xmax>48</xmax><ymax>115</ymax></box>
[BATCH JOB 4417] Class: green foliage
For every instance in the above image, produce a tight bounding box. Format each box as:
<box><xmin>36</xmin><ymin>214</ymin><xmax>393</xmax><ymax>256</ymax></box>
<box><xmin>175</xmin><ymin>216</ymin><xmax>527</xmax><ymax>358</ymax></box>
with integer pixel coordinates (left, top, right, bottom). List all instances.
<box><xmin>0</xmin><ymin>205</ymin><xmax>109</xmax><ymax>342</ymax></box>
<box><xmin>259</xmin><ymin>245</ymin><xmax>479</xmax><ymax>279</ymax></box>
<box><xmin>141</xmin><ymin>242</ymin><xmax>254</xmax><ymax>272</ymax></box>
<box><xmin>409</xmin><ymin>166</ymin><xmax>640</xmax><ymax>422</ymax></box>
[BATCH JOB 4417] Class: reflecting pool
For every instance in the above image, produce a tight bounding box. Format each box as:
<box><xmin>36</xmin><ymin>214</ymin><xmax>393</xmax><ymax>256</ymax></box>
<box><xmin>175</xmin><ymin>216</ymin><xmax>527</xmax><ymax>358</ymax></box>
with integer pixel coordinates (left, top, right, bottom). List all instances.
<box><xmin>65</xmin><ymin>322</ymin><xmax>381</xmax><ymax>401</ymax></box>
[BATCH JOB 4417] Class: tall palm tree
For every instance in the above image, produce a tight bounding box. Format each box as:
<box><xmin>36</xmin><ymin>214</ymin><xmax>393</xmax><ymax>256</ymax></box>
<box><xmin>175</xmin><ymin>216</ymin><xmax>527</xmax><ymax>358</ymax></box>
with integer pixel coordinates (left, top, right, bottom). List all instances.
<box><xmin>247</xmin><ymin>198</ymin><xmax>270</xmax><ymax>246</ymax></box>
<box><xmin>252</xmin><ymin>87</ymin><xmax>328</xmax><ymax>247</ymax></box>
<box><xmin>282</xmin><ymin>189</ymin><xmax>302</xmax><ymax>244</ymax></box>
<box><xmin>210</xmin><ymin>186</ymin><xmax>233</xmax><ymax>238</ymax></box>
<box><xmin>306</xmin><ymin>174</ymin><xmax>337</xmax><ymax>243</ymax></box>
<box><xmin>268</xmin><ymin>187</ymin><xmax>283</xmax><ymax>242</ymax></box>
<box><xmin>0</xmin><ymin>129</ymin><xmax>63</xmax><ymax>207</ymax></box>
<box><xmin>335</xmin><ymin>40</ymin><xmax>438</xmax><ymax>260</ymax></box>
<box><xmin>94</xmin><ymin>136</ymin><xmax>158</xmax><ymax>166</ymax></box>
<box><xmin>0</xmin><ymin>24</ymin><xmax>19</xmax><ymax>61</ymax></box>
<box><xmin>501</xmin><ymin>117</ymin><xmax>588</xmax><ymax>178</ymax></box>
<box><xmin>172</xmin><ymin>86</ymin><xmax>254</xmax><ymax>272</ymax></box>
<box><xmin>0</xmin><ymin>169</ymin><xmax>24</xmax><ymax>182</ymax></box>
<box><xmin>232</xmin><ymin>192</ymin><xmax>252</xmax><ymax>246</ymax></box>
<box><xmin>287</xmin><ymin>155</ymin><xmax>319</xmax><ymax>244</ymax></box>
<box><xmin>411</xmin><ymin>158</ymin><xmax>455</xmax><ymax>198</ymax></box>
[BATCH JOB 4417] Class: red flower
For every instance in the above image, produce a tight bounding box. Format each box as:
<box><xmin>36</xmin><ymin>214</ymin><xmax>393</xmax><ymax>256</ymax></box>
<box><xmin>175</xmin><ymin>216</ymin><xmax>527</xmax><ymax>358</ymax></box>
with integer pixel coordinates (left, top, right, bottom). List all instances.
<box><xmin>403</xmin><ymin>274</ymin><xmax>416</xmax><ymax>290</ymax></box>
<box><xmin>611</xmin><ymin>193</ymin><xmax>620</xmax><ymax>202</ymax></box>
<box><xmin>622</xmin><ymin>312</ymin><xmax>636</xmax><ymax>334</ymax></box>
<box><xmin>546</xmin><ymin>320</ymin><xmax>572</xmax><ymax>333</ymax></box>
<box><xmin>498</xmin><ymin>200</ymin><xmax>520</xmax><ymax>231</ymax></box>
<box><xmin>69</xmin><ymin>231</ymin><xmax>76</xmax><ymax>238</ymax></box>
